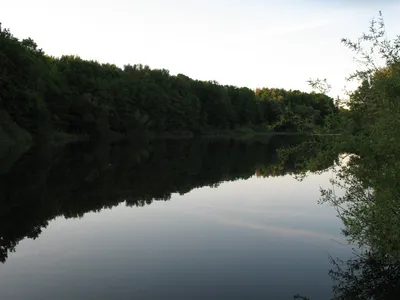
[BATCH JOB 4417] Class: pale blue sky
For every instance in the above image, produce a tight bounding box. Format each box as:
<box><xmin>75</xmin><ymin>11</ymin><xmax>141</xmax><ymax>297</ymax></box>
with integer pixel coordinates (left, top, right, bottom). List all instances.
<box><xmin>1</xmin><ymin>0</ymin><xmax>400</xmax><ymax>97</ymax></box>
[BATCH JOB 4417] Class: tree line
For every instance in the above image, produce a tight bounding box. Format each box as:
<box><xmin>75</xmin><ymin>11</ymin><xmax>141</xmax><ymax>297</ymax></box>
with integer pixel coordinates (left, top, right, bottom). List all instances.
<box><xmin>0</xmin><ymin>23</ymin><xmax>337</xmax><ymax>143</ymax></box>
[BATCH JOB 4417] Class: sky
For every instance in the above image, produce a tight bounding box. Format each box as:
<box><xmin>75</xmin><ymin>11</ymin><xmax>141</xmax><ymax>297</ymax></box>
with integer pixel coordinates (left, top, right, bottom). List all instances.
<box><xmin>1</xmin><ymin>0</ymin><xmax>400</xmax><ymax>97</ymax></box>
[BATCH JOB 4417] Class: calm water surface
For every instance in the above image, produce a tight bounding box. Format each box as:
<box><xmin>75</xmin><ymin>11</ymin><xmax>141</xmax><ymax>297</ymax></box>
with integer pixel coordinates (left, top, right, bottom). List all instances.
<box><xmin>0</xmin><ymin>137</ymin><xmax>353</xmax><ymax>299</ymax></box>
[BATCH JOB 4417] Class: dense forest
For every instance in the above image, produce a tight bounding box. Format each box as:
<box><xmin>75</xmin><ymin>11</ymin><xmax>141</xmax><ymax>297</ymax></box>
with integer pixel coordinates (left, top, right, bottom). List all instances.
<box><xmin>0</xmin><ymin>23</ymin><xmax>338</xmax><ymax>145</ymax></box>
<box><xmin>1</xmin><ymin>12</ymin><xmax>400</xmax><ymax>298</ymax></box>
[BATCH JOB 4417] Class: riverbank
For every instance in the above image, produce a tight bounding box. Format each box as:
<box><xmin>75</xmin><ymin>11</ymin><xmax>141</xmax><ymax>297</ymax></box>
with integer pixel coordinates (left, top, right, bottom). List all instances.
<box><xmin>147</xmin><ymin>126</ymin><xmax>311</xmax><ymax>140</ymax></box>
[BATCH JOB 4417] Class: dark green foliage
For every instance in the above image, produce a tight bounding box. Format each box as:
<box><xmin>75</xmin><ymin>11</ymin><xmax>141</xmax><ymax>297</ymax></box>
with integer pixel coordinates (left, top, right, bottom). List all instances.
<box><xmin>311</xmin><ymin>13</ymin><xmax>400</xmax><ymax>300</ymax></box>
<box><xmin>0</xmin><ymin>27</ymin><xmax>51</xmax><ymax>136</ymax></box>
<box><xmin>328</xmin><ymin>249</ymin><xmax>400</xmax><ymax>300</ymax></box>
<box><xmin>255</xmin><ymin>88</ymin><xmax>338</xmax><ymax>131</ymax></box>
<box><xmin>288</xmin><ymin>14</ymin><xmax>400</xmax><ymax>299</ymax></box>
<box><xmin>0</xmin><ymin>23</ymin><xmax>336</xmax><ymax>143</ymax></box>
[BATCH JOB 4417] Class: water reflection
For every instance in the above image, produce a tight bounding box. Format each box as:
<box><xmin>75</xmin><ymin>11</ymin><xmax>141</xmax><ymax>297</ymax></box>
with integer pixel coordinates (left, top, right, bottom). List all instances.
<box><xmin>3</xmin><ymin>135</ymin><xmax>374</xmax><ymax>299</ymax></box>
<box><xmin>1</xmin><ymin>133</ymin><xmax>397</xmax><ymax>299</ymax></box>
<box><xmin>0</xmin><ymin>135</ymin><xmax>338</xmax><ymax>264</ymax></box>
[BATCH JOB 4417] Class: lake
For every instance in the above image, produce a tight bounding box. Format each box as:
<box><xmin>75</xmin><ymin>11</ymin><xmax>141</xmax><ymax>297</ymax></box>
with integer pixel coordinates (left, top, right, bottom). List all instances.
<box><xmin>0</xmin><ymin>136</ymin><xmax>354</xmax><ymax>299</ymax></box>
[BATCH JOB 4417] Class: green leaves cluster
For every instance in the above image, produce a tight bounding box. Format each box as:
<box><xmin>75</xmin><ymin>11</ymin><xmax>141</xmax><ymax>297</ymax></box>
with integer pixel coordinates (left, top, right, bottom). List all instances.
<box><xmin>315</xmin><ymin>12</ymin><xmax>400</xmax><ymax>300</ymax></box>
